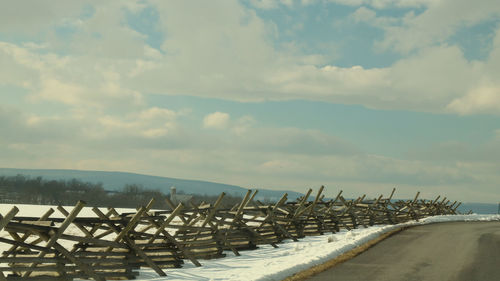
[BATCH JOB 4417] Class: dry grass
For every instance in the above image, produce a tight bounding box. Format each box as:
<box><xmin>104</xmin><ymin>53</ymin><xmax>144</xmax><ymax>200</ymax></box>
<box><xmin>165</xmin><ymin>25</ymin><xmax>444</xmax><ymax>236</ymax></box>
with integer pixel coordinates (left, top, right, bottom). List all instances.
<box><xmin>282</xmin><ymin>226</ymin><xmax>410</xmax><ymax>281</ymax></box>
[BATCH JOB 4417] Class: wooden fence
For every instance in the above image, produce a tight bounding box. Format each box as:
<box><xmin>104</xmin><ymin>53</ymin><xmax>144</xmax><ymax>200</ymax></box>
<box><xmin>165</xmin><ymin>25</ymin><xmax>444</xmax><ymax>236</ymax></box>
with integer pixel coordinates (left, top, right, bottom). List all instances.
<box><xmin>0</xmin><ymin>187</ymin><xmax>462</xmax><ymax>280</ymax></box>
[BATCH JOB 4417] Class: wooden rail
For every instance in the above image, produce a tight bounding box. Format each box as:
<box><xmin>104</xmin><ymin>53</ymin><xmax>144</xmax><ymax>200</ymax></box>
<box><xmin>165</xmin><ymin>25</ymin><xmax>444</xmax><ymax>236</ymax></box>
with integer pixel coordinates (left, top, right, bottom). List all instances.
<box><xmin>0</xmin><ymin>188</ymin><xmax>462</xmax><ymax>280</ymax></box>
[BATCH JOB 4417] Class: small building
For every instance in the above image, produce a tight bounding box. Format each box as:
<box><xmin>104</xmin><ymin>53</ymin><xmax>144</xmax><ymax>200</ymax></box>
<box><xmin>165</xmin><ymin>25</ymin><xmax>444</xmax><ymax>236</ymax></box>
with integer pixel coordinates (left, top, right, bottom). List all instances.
<box><xmin>170</xmin><ymin>186</ymin><xmax>193</xmax><ymax>205</ymax></box>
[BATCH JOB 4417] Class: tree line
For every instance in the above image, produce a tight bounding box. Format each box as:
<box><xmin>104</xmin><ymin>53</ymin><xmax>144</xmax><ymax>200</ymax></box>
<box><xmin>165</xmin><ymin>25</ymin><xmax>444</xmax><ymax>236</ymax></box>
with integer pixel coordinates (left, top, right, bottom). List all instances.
<box><xmin>0</xmin><ymin>174</ymin><xmax>243</xmax><ymax>209</ymax></box>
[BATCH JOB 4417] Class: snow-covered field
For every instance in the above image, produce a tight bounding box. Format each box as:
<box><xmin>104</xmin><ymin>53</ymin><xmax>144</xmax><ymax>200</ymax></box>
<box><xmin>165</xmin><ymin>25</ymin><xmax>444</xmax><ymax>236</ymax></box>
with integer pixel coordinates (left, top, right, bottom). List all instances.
<box><xmin>1</xmin><ymin>204</ymin><xmax>498</xmax><ymax>281</ymax></box>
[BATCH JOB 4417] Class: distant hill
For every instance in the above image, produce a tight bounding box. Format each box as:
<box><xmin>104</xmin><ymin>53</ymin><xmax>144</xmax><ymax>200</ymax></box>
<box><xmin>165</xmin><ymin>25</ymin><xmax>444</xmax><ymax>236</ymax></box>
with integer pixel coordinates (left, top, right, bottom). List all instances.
<box><xmin>0</xmin><ymin>168</ymin><xmax>304</xmax><ymax>201</ymax></box>
<box><xmin>3</xmin><ymin>168</ymin><xmax>496</xmax><ymax>213</ymax></box>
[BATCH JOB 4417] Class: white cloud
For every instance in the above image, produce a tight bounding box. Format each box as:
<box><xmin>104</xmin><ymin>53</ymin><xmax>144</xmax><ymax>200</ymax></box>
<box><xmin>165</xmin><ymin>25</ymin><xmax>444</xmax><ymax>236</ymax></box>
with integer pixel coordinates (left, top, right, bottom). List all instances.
<box><xmin>231</xmin><ymin>115</ymin><xmax>256</xmax><ymax>136</ymax></box>
<box><xmin>203</xmin><ymin>112</ymin><xmax>230</xmax><ymax>130</ymax></box>
<box><xmin>374</xmin><ymin>0</ymin><xmax>500</xmax><ymax>54</ymax></box>
<box><xmin>352</xmin><ymin>7</ymin><xmax>377</xmax><ymax>23</ymax></box>
<box><xmin>231</xmin><ymin>127</ymin><xmax>360</xmax><ymax>155</ymax></box>
<box><xmin>138</xmin><ymin>107</ymin><xmax>177</xmax><ymax>121</ymax></box>
<box><xmin>126</xmin><ymin>0</ymin><xmax>283</xmax><ymax>102</ymax></box>
<box><xmin>2</xmin><ymin>0</ymin><xmax>500</xmax><ymax>116</ymax></box>
<box><xmin>495</xmin><ymin>129</ymin><xmax>500</xmax><ymax>140</ymax></box>
<box><xmin>0</xmin><ymin>106</ymin><xmax>78</xmax><ymax>143</ymax></box>
<box><xmin>258</xmin><ymin>159</ymin><xmax>302</xmax><ymax>173</ymax></box>
<box><xmin>0</xmin><ymin>1</ymin><xmax>84</xmax><ymax>34</ymax></box>
<box><xmin>67</xmin><ymin>2</ymin><xmax>150</xmax><ymax>59</ymax></box>
<box><xmin>384</xmin><ymin>46</ymin><xmax>478</xmax><ymax>109</ymax></box>
<box><xmin>249</xmin><ymin>0</ymin><xmax>296</xmax><ymax>9</ymax></box>
<box><xmin>447</xmin><ymin>86</ymin><xmax>500</xmax><ymax>115</ymax></box>
<box><xmin>249</xmin><ymin>0</ymin><xmax>280</xmax><ymax>9</ymax></box>
<box><xmin>92</xmin><ymin>106</ymin><xmax>179</xmax><ymax>141</ymax></box>
<box><xmin>351</xmin><ymin>6</ymin><xmax>400</xmax><ymax>27</ymax></box>
<box><xmin>2</xmin><ymin>0</ymin><xmax>499</xmax><ymax>115</ymax></box>
<box><xmin>324</xmin><ymin>0</ymin><xmax>433</xmax><ymax>9</ymax></box>
<box><xmin>0</xmin><ymin>44</ymin><xmax>39</xmax><ymax>88</ymax></box>
<box><xmin>36</xmin><ymin>78</ymin><xmax>85</xmax><ymax>105</ymax></box>
<box><xmin>2</xmin><ymin>0</ymin><xmax>500</xmax><ymax>120</ymax></box>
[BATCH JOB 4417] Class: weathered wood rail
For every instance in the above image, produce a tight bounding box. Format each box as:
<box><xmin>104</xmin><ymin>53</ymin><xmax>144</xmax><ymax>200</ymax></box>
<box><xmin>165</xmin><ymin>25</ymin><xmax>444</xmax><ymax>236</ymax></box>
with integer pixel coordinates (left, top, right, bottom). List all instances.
<box><xmin>0</xmin><ymin>188</ymin><xmax>462</xmax><ymax>280</ymax></box>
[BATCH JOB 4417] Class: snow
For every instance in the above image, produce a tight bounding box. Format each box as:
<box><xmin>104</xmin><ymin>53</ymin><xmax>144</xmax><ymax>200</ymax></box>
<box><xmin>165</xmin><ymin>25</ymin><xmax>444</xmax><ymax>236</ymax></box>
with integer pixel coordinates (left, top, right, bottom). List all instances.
<box><xmin>0</xmin><ymin>203</ymin><xmax>136</xmax><ymax>218</ymax></box>
<box><xmin>0</xmin><ymin>204</ymin><xmax>498</xmax><ymax>281</ymax></box>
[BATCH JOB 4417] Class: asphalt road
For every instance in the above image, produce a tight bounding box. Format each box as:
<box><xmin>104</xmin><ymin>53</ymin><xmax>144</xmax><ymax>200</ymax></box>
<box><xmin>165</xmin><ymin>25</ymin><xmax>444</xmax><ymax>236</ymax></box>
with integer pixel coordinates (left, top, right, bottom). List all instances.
<box><xmin>306</xmin><ymin>221</ymin><xmax>500</xmax><ymax>281</ymax></box>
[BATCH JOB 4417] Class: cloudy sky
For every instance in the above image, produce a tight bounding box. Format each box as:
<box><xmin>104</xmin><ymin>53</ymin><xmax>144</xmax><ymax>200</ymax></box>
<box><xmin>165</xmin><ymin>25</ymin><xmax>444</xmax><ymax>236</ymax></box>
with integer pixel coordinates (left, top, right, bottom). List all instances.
<box><xmin>1</xmin><ymin>0</ymin><xmax>500</xmax><ymax>202</ymax></box>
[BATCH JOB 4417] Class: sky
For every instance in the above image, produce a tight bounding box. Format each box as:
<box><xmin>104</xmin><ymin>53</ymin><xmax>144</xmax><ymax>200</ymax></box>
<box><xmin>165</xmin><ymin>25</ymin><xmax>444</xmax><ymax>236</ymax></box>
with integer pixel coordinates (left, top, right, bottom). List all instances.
<box><xmin>1</xmin><ymin>0</ymin><xmax>500</xmax><ymax>203</ymax></box>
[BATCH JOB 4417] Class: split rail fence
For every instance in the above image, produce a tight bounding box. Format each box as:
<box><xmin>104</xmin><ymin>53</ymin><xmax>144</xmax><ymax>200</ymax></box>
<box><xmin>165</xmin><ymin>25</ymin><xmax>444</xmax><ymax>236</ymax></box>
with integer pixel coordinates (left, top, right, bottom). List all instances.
<box><xmin>0</xmin><ymin>187</ymin><xmax>463</xmax><ymax>280</ymax></box>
